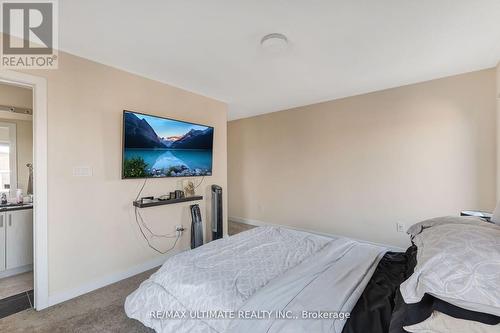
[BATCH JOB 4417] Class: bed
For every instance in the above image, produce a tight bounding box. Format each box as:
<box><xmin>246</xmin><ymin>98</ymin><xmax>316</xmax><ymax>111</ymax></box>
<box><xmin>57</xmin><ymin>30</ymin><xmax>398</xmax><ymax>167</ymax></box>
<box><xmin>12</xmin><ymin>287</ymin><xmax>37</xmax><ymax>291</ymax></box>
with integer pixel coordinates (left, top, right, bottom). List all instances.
<box><xmin>125</xmin><ymin>218</ymin><xmax>500</xmax><ymax>333</ymax></box>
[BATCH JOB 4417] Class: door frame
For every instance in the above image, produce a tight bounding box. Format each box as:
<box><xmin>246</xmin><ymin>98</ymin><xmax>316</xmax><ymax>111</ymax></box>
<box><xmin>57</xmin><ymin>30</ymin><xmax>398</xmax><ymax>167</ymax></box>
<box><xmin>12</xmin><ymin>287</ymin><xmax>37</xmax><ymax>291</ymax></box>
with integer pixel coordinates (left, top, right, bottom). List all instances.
<box><xmin>0</xmin><ymin>70</ymin><xmax>48</xmax><ymax>310</ymax></box>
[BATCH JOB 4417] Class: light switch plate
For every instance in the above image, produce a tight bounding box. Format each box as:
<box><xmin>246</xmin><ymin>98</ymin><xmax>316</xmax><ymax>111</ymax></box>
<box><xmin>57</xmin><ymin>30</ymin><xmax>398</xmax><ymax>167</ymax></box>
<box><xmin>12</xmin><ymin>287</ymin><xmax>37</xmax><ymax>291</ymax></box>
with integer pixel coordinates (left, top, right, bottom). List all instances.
<box><xmin>396</xmin><ymin>223</ymin><xmax>405</xmax><ymax>233</ymax></box>
<box><xmin>73</xmin><ymin>166</ymin><xmax>93</xmax><ymax>177</ymax></box>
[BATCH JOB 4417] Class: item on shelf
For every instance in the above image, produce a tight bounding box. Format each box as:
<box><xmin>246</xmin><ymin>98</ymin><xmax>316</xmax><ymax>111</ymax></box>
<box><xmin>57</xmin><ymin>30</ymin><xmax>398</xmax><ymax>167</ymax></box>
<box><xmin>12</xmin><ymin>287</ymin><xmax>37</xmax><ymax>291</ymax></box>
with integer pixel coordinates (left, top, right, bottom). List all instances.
<box><xmin>158</xmin><ymin>195</ymin><xmax>170</xmax><ymax>201</ymax></box>
<box><xmin>169</xmin><ymin>192</ymin><xmax>176</xmax><ymax>199</ymax></box>
<box><xmin>183</xmin><ymin>180</ymin><xmax>195</xmax><ymax>197</ymax></box>
<box><xmin>175</xmin><ymin>190</ymin><xmax>185</xmax><ymax>199</ymax></box>
<box><xmin>140</xmin><ymin>196</ymin><xmax>154</xmax><ymax>204</ymax></box>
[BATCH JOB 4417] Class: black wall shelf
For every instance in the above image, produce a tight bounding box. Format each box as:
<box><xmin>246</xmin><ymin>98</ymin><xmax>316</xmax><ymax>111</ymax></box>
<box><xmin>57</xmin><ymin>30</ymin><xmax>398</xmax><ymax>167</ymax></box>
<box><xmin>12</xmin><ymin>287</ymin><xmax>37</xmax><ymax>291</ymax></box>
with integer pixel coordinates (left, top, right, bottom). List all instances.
<box><xmin>133</xmin><ymin>196</ymin><xmax>203</xmax><ymax>208</ymax></box>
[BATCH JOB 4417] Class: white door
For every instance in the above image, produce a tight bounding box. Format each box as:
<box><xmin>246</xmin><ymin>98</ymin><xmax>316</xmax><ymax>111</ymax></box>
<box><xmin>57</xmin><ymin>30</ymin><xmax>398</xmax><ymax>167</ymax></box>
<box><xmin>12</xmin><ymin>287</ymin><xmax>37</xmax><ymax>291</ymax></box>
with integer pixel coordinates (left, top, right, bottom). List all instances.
<box><xmin>6</xmin><ymin>209</ymin><xmax>33</xmax><ymax>270</ymax></box>
<box><xmin>0</xmin><ymin>213</ymin><xmax>5</xmax><ymax>271</ymax></box>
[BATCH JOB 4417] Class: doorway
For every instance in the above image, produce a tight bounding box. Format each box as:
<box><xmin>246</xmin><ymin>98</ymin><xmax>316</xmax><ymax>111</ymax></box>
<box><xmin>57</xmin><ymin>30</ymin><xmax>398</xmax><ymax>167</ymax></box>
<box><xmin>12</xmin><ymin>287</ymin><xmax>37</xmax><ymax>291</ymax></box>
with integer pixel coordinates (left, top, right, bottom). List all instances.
<box><xmin>0</xmin><ymin>83</ymin><xmax>34</xmax><ymax>318</ymax></box>
<box><xmin>0</xmin><ymin>70</ymin><xmax>48</xmax><ymax>312</ymax></box>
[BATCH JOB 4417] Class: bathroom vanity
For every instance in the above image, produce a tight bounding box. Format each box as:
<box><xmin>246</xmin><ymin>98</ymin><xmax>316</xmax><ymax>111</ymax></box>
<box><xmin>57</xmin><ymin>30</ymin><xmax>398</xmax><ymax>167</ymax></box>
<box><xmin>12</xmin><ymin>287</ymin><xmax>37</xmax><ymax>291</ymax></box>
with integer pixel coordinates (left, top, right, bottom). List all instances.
<box><xmin>0</xmin><ymin>204</ymin><xmax>33</xmax><ymax>278</ymax></box>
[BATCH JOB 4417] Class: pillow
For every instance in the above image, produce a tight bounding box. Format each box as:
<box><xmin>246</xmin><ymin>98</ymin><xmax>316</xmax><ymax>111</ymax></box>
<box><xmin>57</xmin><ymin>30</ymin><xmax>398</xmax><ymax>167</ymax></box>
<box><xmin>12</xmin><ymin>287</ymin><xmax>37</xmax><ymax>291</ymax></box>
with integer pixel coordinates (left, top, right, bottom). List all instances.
<box><xmin>406</xmin><ymin>216</ymin><xmax>493</xmax><ymax>237</ymax></box>
<box><xmin>404</xmin><ymin>311</ymin><xmax>500</xmax><ymax>333</ymax></box>
<box><xmin>400</xmin><ymin>221</ymin><xmax>500</xmax><ymax>317</ymax></box>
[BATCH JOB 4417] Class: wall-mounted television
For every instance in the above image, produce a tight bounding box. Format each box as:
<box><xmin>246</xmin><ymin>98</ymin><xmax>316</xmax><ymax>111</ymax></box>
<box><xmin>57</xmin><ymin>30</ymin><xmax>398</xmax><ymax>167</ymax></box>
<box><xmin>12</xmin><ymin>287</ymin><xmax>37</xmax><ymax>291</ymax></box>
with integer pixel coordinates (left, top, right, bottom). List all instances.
<box><xmin>122</xmin><ymin>110</ymin><xmax>213</xmax><ymax>179</ymax></box>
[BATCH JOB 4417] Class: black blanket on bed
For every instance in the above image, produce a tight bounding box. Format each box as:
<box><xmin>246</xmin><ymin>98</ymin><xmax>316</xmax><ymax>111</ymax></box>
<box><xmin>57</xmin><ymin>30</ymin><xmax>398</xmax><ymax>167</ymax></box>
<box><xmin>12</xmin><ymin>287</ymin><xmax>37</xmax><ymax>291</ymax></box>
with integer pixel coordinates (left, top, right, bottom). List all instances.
<box><xmin>343</xmin><ymin>243</ymin><xmax>500</xmax><ymax>333</ymax></box>
<box><xmin>342</xmin><ymin>245</ymin><xmax>417</xmax><ymax>333</ymax></box>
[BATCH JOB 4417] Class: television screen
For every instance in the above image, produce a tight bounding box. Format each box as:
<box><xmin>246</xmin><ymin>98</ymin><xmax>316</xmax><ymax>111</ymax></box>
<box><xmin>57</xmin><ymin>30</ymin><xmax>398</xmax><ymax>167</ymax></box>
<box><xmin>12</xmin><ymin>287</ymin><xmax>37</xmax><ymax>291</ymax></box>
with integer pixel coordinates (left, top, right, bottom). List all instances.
<box><xmin>122</xmin><ymin>111</ymin><xmax>213</xmax><ymax>178</ymax></box>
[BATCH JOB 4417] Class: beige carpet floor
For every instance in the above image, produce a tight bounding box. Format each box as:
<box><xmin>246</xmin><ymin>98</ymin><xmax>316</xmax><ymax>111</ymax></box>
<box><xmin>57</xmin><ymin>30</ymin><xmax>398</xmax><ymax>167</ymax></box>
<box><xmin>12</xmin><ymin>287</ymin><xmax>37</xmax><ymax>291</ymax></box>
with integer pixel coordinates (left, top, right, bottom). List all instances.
<box><xmin>0</xmin><ymin>268</ymin><xmax>156</xmax><ymax>332</ymax></box>
<box><xmin>228</xmin><ymin>221</ymin><xmax>256</xmax><ymax>236</ymax></box>
<box><xmin>0</xmin><ymin>271</ymin><xmax>34</xmax><ymax>300</ymax></box>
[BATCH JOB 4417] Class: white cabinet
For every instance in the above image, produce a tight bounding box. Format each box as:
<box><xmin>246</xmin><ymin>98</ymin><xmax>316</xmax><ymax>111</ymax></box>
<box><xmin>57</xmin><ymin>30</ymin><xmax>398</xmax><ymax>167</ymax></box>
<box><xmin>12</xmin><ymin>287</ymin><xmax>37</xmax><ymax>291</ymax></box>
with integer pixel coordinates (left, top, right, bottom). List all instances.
<box><xmin>5</xmin><ymin>209</ymin><xmax>33</xmax><ymax>270</ymax></box>
<box><xmin>0</xmin><ymin>209</ymin><xmax>33</xmax><ymax>273</ymax></box>
<box><xmin>0</xmin><ymin>214</ymin><xmax>5</xmax><ymax>272</ymax></box>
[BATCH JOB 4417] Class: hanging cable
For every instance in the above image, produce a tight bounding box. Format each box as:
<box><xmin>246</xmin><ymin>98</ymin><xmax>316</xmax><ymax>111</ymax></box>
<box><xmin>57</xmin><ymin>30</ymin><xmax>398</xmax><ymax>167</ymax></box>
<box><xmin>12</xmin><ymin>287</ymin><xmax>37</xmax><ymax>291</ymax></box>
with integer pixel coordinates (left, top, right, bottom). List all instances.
<box><xmin>136</xmin><ymin>208</ymin><xmax>177</xmax><ymax>238</ymax></box>
<box><xmin>194</xmin><ymin>175</ymin><xmax>205</xmax><ymax>189</ymax></box>
<box><xmin>133</xmin><ymin>178</ymin><xmax>180</xmax><ymax>254</ymax></box>
<box><xmin>134</xmin><ymin>207</ymin><xmax>180</xmax><ymax>254</ymax></box>
<box><xmin>135</xmin><ymin>178</ymin><xmax>148</xmax><ymax>201</ymax></box>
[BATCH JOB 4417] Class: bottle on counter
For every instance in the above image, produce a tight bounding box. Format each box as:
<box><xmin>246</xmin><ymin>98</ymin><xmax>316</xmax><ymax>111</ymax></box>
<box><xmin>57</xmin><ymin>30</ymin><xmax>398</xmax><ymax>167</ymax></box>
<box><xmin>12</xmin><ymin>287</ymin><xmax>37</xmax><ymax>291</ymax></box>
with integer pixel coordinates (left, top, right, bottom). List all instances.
<box><xmin>16</xmin><ymin>189</ymin><xmax>23</xmax><ymax>204</ymax></box>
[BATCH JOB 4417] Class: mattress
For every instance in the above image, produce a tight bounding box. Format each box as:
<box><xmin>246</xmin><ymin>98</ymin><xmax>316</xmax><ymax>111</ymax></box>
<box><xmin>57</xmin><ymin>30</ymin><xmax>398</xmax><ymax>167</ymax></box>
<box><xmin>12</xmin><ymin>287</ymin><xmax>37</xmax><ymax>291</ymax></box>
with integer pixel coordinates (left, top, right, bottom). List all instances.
<box><xmin>125</xmin><ymin>226</ymin><xmax>387</xmax><ymax>333</ymax></box>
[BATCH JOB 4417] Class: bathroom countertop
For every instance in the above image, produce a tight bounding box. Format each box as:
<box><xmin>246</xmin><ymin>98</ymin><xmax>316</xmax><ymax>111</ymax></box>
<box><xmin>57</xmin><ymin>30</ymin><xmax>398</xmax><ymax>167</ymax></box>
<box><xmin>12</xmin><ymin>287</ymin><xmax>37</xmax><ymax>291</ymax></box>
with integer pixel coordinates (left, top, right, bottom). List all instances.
<box><xmin>0</xmin><ymin>203</ymin><xmax>33</xmax><ymax>212</ymax></box>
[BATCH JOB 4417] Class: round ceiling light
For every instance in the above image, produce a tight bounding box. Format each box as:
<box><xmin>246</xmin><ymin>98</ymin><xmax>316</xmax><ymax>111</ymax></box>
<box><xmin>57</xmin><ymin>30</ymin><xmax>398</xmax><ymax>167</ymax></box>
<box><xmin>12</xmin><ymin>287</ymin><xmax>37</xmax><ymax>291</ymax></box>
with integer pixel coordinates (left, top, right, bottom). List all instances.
<box><xmin>260</xmin><ymin>33</ymin><xmax>289</xmax><ymax>53</ymax></box>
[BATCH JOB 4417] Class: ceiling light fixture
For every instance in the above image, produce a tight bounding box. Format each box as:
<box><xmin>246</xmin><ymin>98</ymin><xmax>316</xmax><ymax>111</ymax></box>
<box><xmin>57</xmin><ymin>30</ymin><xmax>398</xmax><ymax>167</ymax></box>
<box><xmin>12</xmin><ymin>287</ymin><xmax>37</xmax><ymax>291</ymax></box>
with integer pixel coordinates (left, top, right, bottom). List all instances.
<box><xmin>260</xmin><ymin>33</ymin><xmax>289</xmax><ymax>53</ymax></box>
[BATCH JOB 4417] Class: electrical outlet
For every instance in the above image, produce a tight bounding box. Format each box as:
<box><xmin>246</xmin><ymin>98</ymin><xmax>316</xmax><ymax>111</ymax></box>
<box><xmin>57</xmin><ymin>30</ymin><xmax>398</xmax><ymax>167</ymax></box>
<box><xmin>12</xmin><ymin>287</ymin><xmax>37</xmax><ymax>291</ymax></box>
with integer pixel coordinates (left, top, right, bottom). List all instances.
<box><xmin>396</xmin><ymin>223</ymin><xmax>405</xmax><ymax>233</ymax></box>
<box><xmin>176</xmin><ymin>225</ymin><xmax>184</xmax><ymax>237</ymax></box>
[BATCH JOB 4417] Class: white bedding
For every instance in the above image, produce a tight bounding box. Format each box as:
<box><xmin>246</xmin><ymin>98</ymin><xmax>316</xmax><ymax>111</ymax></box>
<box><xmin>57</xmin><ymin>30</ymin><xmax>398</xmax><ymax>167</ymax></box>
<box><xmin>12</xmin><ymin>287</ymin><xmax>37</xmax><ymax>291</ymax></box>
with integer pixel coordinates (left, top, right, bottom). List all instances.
<box><xmin>400</xmin><ymin>217</ymin><xmax>500</xmax><ymax>317</ymax></box>
<box><xmin>125</xmin><ymin>226</ymin><xmax>387</xmax><ymax>333</ymax></box>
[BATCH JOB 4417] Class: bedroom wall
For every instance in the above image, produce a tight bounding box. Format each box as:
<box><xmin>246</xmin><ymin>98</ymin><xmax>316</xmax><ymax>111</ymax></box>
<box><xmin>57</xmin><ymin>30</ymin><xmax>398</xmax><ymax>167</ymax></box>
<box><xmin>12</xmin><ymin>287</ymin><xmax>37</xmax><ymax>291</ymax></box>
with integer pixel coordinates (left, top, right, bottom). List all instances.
<box><xmin>20</xmin><ymin>52</ymin><xmax>227</xmax><ymax>298</ymax></box>
<box><xmin>228</xmin><ymin>69</ymin><xmax>496</xmax><ymax>248</ymax></box>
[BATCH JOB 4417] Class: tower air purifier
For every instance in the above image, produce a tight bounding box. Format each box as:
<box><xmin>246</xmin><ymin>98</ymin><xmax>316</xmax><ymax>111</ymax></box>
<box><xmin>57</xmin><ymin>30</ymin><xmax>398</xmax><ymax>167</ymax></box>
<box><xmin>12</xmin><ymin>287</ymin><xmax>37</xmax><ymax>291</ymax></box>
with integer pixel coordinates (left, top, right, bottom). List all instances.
<box><xmin>211</xmin><ymin>185</ymin><xmax>223</xmax><ymax>240</ymax></box>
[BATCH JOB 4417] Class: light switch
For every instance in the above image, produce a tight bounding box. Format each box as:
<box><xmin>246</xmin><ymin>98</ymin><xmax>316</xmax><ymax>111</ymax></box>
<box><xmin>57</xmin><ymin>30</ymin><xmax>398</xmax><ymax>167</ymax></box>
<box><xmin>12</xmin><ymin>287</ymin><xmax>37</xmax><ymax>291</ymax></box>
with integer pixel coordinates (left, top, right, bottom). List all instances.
<box><xmin>73</xmin><ymin>166</ymin><xmax>93</xmax><ymax>177</ymax></box>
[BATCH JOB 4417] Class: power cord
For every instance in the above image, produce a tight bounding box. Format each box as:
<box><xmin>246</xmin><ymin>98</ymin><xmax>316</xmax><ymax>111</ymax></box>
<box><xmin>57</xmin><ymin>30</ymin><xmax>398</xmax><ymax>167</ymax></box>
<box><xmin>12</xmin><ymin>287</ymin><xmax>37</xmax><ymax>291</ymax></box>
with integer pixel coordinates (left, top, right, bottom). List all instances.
<box><xmin>194</xmin><ymin>175</ymin><xmax>205</xmax><ymax>189</ymax></box>
<box><xmin>133</xmin><ymin>178</ymin><xmax>181</xmax><ymax>254</ymax></box>
<box><xmin>135</xmin><ymin>208</ymin><xmax>177</xmax><ymax>238</ymax></box>
<box><xmin>134</xmin><ymin>207</ymin><xmax>180</xmax><ymax>254</ymax></box>
<box><xmin>135</xmin><ymin>178</ymin><xmax>148</xmax><ymax>201</ymax></box>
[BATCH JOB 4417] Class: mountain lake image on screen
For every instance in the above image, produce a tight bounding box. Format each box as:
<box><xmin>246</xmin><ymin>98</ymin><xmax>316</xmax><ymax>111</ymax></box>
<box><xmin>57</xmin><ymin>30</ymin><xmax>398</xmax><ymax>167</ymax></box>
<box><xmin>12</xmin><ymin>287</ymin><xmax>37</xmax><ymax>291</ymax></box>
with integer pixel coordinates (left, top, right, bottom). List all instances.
<box><xmin>122</xmin><ymin>111</ymin><xmax>214</xmax><ymax>178</ymax></box>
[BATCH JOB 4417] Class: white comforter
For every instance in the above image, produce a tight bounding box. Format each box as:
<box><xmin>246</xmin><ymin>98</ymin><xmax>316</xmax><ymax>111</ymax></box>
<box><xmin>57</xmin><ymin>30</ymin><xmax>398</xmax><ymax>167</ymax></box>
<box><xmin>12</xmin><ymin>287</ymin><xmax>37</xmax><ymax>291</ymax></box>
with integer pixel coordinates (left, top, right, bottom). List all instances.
<box><xmin>125</xmin><ymin>227</ymin><xmax>387</xmax><ymax>333</ymax></box>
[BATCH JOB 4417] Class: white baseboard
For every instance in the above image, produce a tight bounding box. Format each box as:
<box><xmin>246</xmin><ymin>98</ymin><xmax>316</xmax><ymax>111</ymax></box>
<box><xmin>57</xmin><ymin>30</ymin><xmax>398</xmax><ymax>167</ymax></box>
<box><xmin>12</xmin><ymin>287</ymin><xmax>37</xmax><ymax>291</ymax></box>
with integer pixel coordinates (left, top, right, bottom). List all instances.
<box><xmin>47</xmin><ymin>251</ymin><xmax>180</xmax><ymax>308</ymax></box>
<box><xmin>0</xmin><ymin>264</ymin><xmax>33</xmax><ymax>279</ymax></box>
<box><xmin>229</xmin><ymin>216</ymin><xmax>405</xmax><ymax>252</ymax></box>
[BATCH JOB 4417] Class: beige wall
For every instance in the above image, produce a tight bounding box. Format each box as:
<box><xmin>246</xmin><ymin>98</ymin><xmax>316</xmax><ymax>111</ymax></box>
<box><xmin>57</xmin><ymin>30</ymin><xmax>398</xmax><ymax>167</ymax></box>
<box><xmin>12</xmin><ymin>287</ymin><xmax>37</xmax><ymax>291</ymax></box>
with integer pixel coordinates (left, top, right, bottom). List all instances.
<box><xmin>0</xmin><ymin>84</ymin><xmax>33</xmax><ymax>194</ymax></box>
<box><xmin>228</xmin><ymin>69</ymin><xmax>496</xmax><ymax>248</ymax></box>
<box><xmin>22</xmin><ymin>52</ymin><xmax>227</xmax><ymax>296</ymax></box>
<box><xmin>0</xmin><ymin>83</ymin><xmax>32</xmax><ymax>109</ymax></box>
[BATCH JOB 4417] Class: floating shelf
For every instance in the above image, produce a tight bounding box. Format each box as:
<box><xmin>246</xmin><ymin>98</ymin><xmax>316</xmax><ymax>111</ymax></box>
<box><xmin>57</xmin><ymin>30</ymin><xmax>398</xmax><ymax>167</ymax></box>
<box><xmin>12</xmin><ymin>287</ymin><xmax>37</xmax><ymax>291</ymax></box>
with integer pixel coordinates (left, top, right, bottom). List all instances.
<box><xmin>133</xmin><ymin>196</ymin><xmax>203</xmax><ymax>208</ymax></box>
